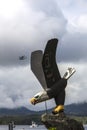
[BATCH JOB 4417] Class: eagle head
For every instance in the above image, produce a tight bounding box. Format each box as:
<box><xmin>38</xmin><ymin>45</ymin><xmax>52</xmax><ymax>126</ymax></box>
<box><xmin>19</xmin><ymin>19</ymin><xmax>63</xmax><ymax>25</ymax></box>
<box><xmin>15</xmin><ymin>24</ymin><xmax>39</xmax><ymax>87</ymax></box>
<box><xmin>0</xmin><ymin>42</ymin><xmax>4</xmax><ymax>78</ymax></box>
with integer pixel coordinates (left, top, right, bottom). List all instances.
<box><xmin>30</xmin><ymin>91</ymin><xmax>49</xmax><ymax>105</ymax></box>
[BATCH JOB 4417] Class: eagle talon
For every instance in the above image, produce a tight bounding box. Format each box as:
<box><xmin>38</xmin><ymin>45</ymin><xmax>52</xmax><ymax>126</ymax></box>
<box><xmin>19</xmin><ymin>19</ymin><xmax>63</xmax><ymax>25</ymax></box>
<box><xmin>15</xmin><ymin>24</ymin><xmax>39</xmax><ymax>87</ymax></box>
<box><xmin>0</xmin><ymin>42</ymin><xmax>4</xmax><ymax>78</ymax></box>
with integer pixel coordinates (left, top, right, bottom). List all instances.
<box><xmin>63</xmin><ymin>67</ymin><xmax>76</xmax><ymax>79</ymax></box>
<box><xmin>52</xmin><ymin>110</ymin><xmax>64</xmax><ymax>115</ymax></box>
<box><xmin>52</xmin><ymin>105</ymin><xmax>64</xmax><ymax>115</ymax></box>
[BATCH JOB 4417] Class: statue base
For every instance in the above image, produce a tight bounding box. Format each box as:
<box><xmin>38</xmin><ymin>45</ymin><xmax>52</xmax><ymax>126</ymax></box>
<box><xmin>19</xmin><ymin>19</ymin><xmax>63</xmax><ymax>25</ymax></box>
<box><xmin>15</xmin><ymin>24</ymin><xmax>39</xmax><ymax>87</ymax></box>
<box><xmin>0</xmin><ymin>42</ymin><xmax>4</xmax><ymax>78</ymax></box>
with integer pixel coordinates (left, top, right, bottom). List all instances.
<box><xmin>41</xmin><ymin>113</ymin><xmax>84</xmax><ymax>130</ymax></box>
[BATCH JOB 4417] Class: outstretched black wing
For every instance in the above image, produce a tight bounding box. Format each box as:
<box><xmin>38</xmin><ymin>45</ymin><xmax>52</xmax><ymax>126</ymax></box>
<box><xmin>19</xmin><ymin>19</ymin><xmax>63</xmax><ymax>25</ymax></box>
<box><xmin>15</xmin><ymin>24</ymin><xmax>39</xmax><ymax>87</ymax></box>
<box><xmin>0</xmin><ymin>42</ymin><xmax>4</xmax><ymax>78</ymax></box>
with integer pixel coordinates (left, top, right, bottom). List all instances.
<box><xmin>42</xmin><ymin>38</ymin><xmax>61</xmax><ymax>88</ymax></box>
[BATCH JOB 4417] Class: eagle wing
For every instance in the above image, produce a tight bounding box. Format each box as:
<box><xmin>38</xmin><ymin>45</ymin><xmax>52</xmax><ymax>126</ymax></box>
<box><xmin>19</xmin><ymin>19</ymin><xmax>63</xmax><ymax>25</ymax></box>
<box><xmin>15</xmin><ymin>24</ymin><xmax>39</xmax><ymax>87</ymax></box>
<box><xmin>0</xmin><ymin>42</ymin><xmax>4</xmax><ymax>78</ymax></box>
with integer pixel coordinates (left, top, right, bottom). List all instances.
<box><xmin>42</xmin><ymin>38</ymin><xmax>61</xmax><ymax>88</ymax></box>
<box><xmin>31</xmin><ymin>50</ymin><xmax>47</xmax><ymax>90</ymax></box>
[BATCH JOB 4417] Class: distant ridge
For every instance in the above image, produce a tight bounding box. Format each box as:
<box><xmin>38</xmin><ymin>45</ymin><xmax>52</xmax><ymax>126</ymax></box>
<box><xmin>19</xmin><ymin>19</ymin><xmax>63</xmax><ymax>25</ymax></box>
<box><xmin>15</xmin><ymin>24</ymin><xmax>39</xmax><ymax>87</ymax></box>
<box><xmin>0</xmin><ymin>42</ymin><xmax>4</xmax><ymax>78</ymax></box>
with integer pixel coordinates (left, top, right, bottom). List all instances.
<box><xmin>65</xmin><ymin>102</ymin><xmax>87</xmax><ymax>116</ymax></box>
<box><xmin>0</xmin><ymin>107</ymin><xmax>36</xmax><ymax>116</ymax></box>
<box><xmin>0</xmin><ymin>102</ymin><xmax>87</xmax><ymax>116</ymax></box>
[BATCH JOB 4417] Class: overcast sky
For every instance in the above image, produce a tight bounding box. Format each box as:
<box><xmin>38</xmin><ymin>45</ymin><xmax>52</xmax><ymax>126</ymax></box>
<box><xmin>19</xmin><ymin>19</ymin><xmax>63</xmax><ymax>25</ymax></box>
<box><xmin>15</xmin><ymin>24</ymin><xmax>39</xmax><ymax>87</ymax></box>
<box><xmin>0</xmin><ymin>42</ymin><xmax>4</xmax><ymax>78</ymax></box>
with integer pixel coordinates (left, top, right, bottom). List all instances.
<box><xmin>0</xmin><ymin>0</ymin><xmax>87</xmax><ymax>110</ymax></box>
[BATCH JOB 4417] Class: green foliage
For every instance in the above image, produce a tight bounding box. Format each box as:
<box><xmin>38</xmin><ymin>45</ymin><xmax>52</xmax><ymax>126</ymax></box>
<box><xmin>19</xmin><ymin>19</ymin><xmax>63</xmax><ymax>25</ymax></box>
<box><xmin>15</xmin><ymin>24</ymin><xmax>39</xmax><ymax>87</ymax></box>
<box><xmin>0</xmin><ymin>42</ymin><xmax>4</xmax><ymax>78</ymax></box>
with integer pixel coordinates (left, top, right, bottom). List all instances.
<box><xmin>49</xmin><ymin>127</ymin><xmax>57</xmax><ymax>130</ymax></box>
<box><xmin>0</xmin><ymin>115</ymin><xmax>42</xmax><ymax>125</ymax></box>
<box><xmin>0</xmin><ymin>115</ymin><xmax>87</xmax><ymax>125</ymax></box>
<box><xmin>69</xmin><ymin>115</ymin><xmax>87</xmax><ymax>124</ymax></box>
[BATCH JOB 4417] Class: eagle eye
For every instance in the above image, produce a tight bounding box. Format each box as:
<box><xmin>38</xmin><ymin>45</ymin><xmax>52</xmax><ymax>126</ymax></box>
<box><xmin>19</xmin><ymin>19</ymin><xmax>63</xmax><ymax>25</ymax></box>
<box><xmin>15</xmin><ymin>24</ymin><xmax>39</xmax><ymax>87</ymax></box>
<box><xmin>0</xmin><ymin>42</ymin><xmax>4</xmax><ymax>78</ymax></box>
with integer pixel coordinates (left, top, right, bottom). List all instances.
<box><xmin>35</xmin><ymin>95</ymin><xmax>39</xmax><ymax>99</ymax></box>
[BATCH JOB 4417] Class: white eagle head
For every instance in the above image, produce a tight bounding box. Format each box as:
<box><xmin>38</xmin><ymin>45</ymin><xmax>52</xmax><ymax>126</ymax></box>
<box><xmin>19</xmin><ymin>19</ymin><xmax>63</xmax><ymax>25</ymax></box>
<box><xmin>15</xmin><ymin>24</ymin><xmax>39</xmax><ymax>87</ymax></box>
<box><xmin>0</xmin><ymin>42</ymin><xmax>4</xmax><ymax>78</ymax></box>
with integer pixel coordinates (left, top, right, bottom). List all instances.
<box><xmin>30</xmin><ymin>91</ymin><xmax>49</xmax><ymax>105</ymax></box>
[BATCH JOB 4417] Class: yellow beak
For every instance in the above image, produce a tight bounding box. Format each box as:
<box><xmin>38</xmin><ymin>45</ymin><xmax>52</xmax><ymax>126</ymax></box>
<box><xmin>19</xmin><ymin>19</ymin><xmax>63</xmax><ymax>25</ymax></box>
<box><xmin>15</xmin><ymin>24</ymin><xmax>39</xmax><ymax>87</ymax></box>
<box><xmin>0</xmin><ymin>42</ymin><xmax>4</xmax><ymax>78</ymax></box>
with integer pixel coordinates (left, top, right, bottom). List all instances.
<box><xmin>30</xmin><ymin>97</ymin><xmax>37</xmax><ymax>105</ymax></box>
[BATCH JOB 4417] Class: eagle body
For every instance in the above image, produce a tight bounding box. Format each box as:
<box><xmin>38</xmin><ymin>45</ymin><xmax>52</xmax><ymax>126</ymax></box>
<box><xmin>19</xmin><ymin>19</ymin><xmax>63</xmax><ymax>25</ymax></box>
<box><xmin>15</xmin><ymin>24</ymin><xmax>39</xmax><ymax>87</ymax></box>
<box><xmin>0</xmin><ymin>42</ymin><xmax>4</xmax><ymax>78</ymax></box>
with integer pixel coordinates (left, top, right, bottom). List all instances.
<box><xmin>46</xmin><ymin>78</ymin><xmax>67</xmax><ymax>98</ymax></box>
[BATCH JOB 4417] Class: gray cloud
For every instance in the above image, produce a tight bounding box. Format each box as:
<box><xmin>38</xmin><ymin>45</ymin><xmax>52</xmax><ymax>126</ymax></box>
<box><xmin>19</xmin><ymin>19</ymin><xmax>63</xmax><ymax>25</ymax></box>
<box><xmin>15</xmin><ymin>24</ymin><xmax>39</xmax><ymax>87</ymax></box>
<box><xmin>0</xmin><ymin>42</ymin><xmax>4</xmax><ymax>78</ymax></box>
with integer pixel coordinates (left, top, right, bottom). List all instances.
<box><xmin>0</xmin><ymin>66</ymin><xmax>41</xmax><ymax>108</ymax></box>
<box><xmin>0</xmin><ymin>0</ymin><xmax>67</xmax><ymax>109</ymax></box>
<box><xmin>0</xmin><ymin>0</ymin><xmax>87</xmax><ymax>110</ymax></box>
<box><xmin>57</xmin><ymin>32</ymin><xmax>87</xmax><ymax>62</ymax></box>
<box><xmin>57</xmin><ymin>0</ymin><xmax>87</xmax><ymax>14</ymax></box>
<box><xmin>28</xmin><ymin>0</ymin><xmax>64</xmax><ymax>17</ymax></box>
<box><xmin>0</xmin><ymin>0</ymin><xmax>67</xmax><ymax>67</ymax></box>
<box><xmin>65</xmin><ymin>63</ymin><xmax>87</xmax><ymax>105</ymax></box>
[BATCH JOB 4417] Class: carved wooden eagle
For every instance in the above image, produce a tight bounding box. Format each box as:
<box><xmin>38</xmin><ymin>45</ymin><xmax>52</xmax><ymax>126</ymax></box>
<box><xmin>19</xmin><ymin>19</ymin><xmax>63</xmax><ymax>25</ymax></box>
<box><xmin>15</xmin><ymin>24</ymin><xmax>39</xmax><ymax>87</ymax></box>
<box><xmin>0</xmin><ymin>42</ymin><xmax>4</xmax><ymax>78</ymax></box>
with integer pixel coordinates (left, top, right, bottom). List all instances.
<box><xmin>30</xmin><ymin>38</ymin><xmax>76</xmax><ymax>114</ymax></box>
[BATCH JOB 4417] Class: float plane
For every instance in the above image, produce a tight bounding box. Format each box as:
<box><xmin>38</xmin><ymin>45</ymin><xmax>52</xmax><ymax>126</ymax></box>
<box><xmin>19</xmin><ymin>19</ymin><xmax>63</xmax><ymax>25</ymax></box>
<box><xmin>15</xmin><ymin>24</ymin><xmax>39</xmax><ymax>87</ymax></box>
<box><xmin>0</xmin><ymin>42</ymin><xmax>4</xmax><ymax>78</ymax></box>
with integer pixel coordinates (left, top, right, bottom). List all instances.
<box><xmin>19</xmin><ymin>55</ymin><xmax>27</xmax><ymax>60</ymax></box>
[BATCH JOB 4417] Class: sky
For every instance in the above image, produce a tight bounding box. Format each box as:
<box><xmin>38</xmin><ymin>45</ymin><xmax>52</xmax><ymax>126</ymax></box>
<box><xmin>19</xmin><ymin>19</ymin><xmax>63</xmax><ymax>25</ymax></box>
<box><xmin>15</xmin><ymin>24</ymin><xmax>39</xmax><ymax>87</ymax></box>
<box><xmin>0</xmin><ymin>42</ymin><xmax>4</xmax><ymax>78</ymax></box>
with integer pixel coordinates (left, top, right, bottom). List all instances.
<box><xmin>0</xmin><ymin>0</ymin><xmax>87</xmax><ymax>110</ymax></box>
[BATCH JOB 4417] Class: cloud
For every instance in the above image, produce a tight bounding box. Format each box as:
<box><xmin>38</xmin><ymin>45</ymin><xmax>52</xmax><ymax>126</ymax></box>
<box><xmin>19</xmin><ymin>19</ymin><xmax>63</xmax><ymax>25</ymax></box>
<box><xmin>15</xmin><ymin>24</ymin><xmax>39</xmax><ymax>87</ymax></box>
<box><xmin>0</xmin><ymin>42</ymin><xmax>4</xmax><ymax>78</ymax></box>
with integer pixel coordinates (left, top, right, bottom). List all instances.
<box><xmin>0</xmin><ymin>66</ymin><xmax>42</xmax><ymax>108</ymax></box>
<box><xmin>58</xmin><ymin>62</ymin><xmax>87</xmax><ymax>105</ymax></box>
<box><xmin>57</xmin><ymin>32</ymin><xmax>87</xmax><ymax>62</ymax></box>
<box><xmin>72</xmin><ymin>15</ymin><xmax>87</xmax><ymax>32</ymax></box>
<box><xmin>0</xmin><ymin>0</ymin><xmax>87</xmax><ymax>110</ymax></box>
<box><xmin>56</xmin><ymin>10</ymin><xmax>87</xmax><ymax>63</ymax></box>
<box><xmin>57</xmin><ymin>0</ymin><xmax>87</xmax><ymax>14</ymax></box>
<box><xmin>0</xmin><ymin>0</ymin><xmax>67</xmax><ymax>67</ymax></box>
<box><xmin>0</xmin><ymin>0</ymin><xmax>67</xmax><ymax>109</ymax></box>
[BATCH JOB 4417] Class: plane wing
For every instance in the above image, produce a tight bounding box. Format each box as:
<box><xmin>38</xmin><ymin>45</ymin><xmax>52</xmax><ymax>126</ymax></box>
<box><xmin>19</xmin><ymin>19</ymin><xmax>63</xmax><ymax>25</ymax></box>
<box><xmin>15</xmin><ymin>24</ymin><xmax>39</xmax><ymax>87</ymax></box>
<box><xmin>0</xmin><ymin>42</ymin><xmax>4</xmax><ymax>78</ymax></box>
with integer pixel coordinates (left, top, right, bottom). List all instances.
<box><xmin>31</xmin><ymin>50</ymin><xmax>47</xmax><ymax>90</ymax></box>
<box><xmin>42</xmin><ymin>38</ymin><xmax>61</xmax><ymax>88</ymax></box>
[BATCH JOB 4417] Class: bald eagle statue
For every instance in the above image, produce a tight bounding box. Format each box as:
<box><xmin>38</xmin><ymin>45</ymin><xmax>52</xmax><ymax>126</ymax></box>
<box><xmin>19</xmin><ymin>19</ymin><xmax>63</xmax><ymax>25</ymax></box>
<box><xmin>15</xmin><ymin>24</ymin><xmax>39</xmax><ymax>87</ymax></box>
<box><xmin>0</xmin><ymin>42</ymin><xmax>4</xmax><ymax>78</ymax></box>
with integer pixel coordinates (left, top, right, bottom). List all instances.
<box><xmin>30</xmin><ymin>38</ymin><xmax>76</xmax><ymax>114</ymax></box>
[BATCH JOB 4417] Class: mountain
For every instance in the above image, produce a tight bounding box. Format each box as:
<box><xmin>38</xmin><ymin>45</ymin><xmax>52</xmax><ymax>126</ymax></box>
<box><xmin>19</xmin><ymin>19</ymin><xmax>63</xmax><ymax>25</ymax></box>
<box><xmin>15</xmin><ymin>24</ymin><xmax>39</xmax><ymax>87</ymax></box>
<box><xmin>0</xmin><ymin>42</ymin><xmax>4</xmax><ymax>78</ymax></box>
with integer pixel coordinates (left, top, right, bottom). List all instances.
<box><xmin>0</xmin><ymin>102</ymin><xmax>87</xmax><ymax>116</ymax></box>
<box><xmin>65</xmin><ymin>102</ymin><xmax>87</xmax><ymax>116</ymax></box>
<box><xmin>0</xmin><ymin>107</ymin><xmax>36</xmax><ymax>116</ymax></box>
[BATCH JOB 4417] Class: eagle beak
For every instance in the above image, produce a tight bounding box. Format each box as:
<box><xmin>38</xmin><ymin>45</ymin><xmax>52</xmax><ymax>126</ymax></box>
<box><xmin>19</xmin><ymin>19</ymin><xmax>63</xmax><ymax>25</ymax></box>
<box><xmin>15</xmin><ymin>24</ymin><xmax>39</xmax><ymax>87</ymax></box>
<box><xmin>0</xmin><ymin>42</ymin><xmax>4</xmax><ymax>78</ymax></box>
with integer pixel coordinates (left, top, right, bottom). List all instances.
<box><xmin>30</xmin><ymin>98</ymin><xmax>37</xmax><ymax>105</ymax></box>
